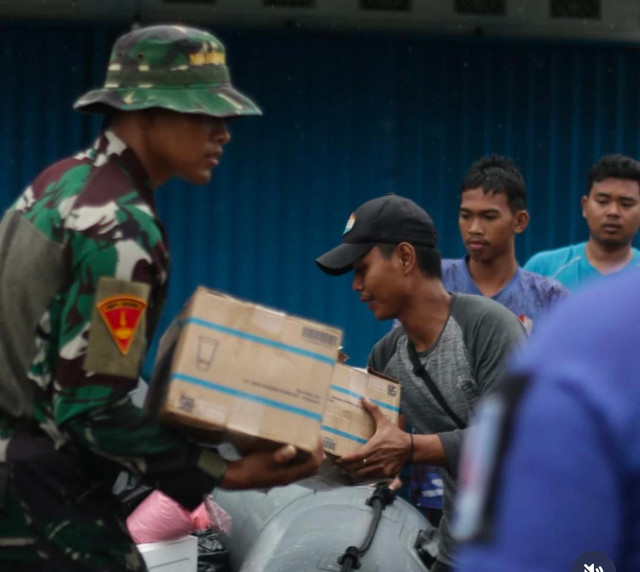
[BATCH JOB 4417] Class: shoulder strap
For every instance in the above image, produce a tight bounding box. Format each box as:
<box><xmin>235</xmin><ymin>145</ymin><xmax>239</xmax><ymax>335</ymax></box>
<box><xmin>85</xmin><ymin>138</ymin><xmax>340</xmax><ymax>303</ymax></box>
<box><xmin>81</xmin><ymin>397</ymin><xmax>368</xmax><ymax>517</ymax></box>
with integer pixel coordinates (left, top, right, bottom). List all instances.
<box><xmin>406</xmin><ymin>340</ymin><xmax>466</xmax><ymax>430</ymax></box>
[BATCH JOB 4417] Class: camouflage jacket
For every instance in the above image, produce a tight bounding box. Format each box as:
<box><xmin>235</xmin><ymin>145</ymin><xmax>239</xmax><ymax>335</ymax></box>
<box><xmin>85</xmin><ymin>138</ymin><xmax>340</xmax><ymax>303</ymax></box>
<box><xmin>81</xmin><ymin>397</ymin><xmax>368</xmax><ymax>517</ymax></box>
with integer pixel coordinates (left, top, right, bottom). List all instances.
<box><xmin>0</xmin><ymin>131</ymin><xmax>221</xmax><ymax>508</ymax></box>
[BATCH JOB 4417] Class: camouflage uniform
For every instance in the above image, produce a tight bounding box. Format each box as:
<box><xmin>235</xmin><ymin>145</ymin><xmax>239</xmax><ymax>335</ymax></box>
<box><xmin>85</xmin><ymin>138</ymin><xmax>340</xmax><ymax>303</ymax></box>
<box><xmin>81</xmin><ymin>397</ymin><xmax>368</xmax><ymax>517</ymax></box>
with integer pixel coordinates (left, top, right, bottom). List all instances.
<box><xmin>0</xmin><ymin>25</ymin><xmax>260</xmax><ymax>570</ymax></box>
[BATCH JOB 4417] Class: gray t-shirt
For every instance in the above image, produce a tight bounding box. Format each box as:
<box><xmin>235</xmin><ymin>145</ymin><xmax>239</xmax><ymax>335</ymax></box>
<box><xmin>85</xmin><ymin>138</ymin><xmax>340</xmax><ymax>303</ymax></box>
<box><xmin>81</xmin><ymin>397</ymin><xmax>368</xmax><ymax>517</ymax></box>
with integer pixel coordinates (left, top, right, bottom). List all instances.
<box><xmin>368</xmin><ymin>293</ymin><xmax>526</xmax><ymax>566</ymax></box>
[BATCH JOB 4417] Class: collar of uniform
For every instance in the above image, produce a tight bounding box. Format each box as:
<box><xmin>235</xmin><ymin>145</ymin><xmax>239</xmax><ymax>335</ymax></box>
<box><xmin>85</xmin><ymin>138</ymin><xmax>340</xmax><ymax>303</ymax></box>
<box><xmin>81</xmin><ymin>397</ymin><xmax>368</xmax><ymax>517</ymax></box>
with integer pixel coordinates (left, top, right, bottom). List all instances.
<box><xmin>92</xmin><ymin>130</ymin><xmax>157</xmax><ymax>213</ymax></box>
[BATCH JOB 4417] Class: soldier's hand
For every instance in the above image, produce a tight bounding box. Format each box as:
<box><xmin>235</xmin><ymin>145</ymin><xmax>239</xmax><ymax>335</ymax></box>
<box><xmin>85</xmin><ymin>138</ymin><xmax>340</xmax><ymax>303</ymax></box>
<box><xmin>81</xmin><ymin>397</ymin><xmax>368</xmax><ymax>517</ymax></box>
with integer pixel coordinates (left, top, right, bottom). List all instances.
<box><xmin>220</xmin><ymin>438</ymin><xmax>324</xmax><ymax>490</ymax></box>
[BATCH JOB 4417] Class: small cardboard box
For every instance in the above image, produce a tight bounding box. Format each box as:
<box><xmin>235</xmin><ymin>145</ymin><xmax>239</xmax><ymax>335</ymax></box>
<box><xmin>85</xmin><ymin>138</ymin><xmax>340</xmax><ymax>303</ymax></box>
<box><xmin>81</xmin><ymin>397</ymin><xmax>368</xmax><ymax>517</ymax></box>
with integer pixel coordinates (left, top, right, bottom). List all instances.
<box><xmin>145</xmin><ymin>287</ymin><xmax>343</xmax><ymax>454</ymax></box>
<box><xmin>321</xmin><ymin>363</ymin><xmax>401</xmax><ymax>457</ymax></box>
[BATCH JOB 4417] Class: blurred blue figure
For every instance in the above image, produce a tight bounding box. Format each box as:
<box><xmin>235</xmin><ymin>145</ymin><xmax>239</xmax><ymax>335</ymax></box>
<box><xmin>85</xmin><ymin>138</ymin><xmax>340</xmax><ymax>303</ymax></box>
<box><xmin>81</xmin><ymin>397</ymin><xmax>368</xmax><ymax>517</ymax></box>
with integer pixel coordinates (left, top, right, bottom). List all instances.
<box><xmin>454</xmin><ymin>268</ymin><xmax>640</xmax><ymax>571</ymax></box>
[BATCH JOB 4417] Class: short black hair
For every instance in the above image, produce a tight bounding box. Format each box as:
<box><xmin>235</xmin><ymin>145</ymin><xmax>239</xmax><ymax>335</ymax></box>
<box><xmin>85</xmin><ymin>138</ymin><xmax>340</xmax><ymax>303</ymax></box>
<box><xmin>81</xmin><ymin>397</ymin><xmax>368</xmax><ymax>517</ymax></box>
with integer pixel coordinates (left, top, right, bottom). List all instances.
<box><xmin>461</xmin><ymin>155</ymin><xmax>527</xmax><ymax>212</ymax></box>
<box><xmin>377</xmin><ymin>243</ymin><xmax>442</xmax><ymax>279</ymax></box>
<box><xmin>587</xmin><ymin>154</ymin><xmax>640</xmax><ymax>194</ymax></box>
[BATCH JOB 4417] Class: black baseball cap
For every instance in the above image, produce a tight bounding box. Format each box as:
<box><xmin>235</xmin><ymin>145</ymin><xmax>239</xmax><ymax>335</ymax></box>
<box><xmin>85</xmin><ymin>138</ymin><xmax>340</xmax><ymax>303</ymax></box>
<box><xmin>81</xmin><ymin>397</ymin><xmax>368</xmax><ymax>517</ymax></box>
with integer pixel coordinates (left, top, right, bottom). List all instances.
<box><xmin>316</xmin><ymin>194</ymin><xmax>438</xmax><ymax>276</ymax></box>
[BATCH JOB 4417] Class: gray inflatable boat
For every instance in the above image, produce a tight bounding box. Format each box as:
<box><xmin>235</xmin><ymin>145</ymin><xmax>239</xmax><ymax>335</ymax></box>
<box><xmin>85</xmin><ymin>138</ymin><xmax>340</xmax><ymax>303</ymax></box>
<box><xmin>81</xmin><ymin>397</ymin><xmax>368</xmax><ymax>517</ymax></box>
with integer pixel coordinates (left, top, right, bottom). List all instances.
<box><xmin>213</xmin><ymin>483</ymin><xmax>432</xmax><ymax>571</ymax></box>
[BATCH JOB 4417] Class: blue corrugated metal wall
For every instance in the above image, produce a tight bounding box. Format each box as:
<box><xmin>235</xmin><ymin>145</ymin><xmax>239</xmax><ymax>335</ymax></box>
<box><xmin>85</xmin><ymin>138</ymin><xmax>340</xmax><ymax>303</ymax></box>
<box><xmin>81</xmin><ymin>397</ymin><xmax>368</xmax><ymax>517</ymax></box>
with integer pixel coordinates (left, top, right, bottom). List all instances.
<box><xmin>2</xmin><ymin>21</ymin><xmax>640</xmax><ymax>368</ymax></box>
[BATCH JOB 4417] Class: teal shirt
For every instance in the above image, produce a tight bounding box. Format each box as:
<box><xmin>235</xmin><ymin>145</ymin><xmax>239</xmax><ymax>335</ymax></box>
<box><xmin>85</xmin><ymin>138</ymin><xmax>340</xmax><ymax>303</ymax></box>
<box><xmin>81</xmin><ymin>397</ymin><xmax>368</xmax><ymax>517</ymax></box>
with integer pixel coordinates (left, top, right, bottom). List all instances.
<box><xmin>524</xmin><ymin>241</ymin><xmax>640</xmax><ymax>292</ymax></box>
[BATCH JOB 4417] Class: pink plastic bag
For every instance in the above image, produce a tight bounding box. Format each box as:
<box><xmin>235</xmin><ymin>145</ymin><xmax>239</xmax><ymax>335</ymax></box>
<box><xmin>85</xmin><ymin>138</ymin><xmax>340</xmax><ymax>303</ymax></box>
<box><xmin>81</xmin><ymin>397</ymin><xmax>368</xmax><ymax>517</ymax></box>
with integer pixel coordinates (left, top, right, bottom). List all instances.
<box><xmin>127</xmin><ymin>490</ymin><xmax>232</xmax><ymax>544</ymax></box>
<box><xmin>190</xmin><ymin>502</ymin><xmax>211</xmax><ymax>532</ymax></box>
<box><xmin>127</xmin><ymin>490</ymin><xmax>202</xmax><ymax>544</ymax></box>
<box><xmin>204</xmin><ymin>495</ymin><xmax>232</xmax><ymax>536</ymax></box>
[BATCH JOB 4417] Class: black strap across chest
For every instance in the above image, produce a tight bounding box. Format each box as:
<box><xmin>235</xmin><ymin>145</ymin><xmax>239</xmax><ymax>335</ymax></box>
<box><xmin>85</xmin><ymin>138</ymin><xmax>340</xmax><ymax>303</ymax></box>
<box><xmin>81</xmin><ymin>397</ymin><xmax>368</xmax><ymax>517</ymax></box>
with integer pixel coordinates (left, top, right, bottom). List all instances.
<box><xmin>406</xmin><ymin>340</ymin><xmax>466</xmax><ymax>430</ymax></box>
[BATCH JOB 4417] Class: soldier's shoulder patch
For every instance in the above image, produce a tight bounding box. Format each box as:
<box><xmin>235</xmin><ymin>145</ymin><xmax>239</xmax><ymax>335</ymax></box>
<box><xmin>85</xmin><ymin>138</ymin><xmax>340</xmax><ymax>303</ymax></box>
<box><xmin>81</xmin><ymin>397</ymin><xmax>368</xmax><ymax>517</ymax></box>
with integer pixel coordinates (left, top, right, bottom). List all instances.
<box><xmin>97</xmin><ymin>295</ymin><xmax>147</xmax><ymax>355</ymax></box>
<box><xmin>84</xmin><ymin>277</ymin><xmax>151</xmax><ymax>379</ymax></box>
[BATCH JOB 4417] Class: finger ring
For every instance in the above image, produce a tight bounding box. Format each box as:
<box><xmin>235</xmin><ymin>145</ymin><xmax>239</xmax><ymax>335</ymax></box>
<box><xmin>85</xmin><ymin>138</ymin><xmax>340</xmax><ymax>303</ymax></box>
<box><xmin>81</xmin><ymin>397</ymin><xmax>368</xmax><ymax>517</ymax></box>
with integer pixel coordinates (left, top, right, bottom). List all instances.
<box><xmin>362</xmin><ymin>458</ymin><xmax>367</xmax><ymax>465</ymax></box>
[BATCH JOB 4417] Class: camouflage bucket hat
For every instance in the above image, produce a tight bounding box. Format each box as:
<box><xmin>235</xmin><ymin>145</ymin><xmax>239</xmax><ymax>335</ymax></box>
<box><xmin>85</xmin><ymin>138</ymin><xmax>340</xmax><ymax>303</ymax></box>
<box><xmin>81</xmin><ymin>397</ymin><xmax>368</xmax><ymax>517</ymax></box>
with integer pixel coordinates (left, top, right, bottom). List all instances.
<box><xmin>74</xmin><ymin>24</ymin><xmax>261</xmax><ymax>118</ymax></box>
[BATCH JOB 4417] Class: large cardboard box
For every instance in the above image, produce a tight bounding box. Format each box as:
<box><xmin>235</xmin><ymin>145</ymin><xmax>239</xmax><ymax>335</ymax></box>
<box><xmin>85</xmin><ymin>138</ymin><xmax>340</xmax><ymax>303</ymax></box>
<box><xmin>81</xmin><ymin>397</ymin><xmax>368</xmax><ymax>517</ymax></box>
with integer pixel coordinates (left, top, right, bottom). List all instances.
<box><xmin>146</xmin><ymin>287</ymin><xmax>343</xmax><ymax>454</ymax></box>
<box><xmin>321</xmin><ymin>364</ymin><xmax>401</xmax><ymax>457</ymax></box>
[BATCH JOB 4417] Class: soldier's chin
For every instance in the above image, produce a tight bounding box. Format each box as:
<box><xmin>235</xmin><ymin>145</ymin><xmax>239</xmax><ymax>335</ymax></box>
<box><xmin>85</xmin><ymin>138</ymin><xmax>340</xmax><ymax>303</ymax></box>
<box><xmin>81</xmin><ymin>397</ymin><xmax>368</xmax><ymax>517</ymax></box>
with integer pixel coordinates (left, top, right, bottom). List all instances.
<box><xmin>188</xmin><ymin>170</ymin><xmax>213</xmax><ymax>186</ymax></box>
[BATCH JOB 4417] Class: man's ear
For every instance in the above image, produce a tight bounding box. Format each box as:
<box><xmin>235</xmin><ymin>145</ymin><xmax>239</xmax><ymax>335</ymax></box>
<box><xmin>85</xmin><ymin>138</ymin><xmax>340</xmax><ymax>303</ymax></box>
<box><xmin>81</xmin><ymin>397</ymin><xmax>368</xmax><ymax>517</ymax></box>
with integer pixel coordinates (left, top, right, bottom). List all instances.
<box><xmin>396</xmin><ymin>243</ymin><xmax>417</xmax><ymax>274</ymax></box>
<box><xmin>581</xmin><ymin>195</ymin><xmax>588</xmax><ymax>218</ymax></box>
<box><xmin>513</xmin><ymin>209</ymin><xmax>530</xmax><ymax>235</ymax></box>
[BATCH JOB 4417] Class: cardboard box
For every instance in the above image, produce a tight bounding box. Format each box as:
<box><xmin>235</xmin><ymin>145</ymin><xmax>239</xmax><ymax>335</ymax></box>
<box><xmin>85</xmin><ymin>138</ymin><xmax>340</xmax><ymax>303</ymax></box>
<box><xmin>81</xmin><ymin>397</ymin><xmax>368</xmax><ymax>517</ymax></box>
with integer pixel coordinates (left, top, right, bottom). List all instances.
<box><xmin>297</xmin><ymin>364</ymin><xmax>401</xmax><ymax>490</ymax></box>
<box><xmin>321</xmin><ymin>364</ymin><xmax>401</xmax><ymax>457</ymax></box>
<box><xmin>146</xmin><ymin>287</ymin><xmax>343</xmax><ymax>454</ymax></box>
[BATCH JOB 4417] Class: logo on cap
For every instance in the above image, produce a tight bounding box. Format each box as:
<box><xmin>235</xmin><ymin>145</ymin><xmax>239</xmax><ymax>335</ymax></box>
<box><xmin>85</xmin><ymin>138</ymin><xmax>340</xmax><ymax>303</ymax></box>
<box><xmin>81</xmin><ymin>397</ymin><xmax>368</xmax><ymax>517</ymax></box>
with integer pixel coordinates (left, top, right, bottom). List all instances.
<box><xmin>343</xmin><ymin>213</ymin><xmax>356</xmax><ymax>236</ymax></box>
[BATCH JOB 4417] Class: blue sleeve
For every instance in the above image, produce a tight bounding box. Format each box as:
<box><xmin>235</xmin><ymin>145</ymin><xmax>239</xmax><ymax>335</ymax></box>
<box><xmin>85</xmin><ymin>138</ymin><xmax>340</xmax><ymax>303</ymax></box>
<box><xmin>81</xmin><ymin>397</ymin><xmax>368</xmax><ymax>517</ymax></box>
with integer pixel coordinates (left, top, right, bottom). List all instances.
<box><xmin>522</xmin><ymin>252</ymin><xmax>547</xmax><ymax>275</ymax></box>
<box><xmin>457</xmin><ymin>372</ymin><xmax>623</xmax><ymax>571</ymax></box>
